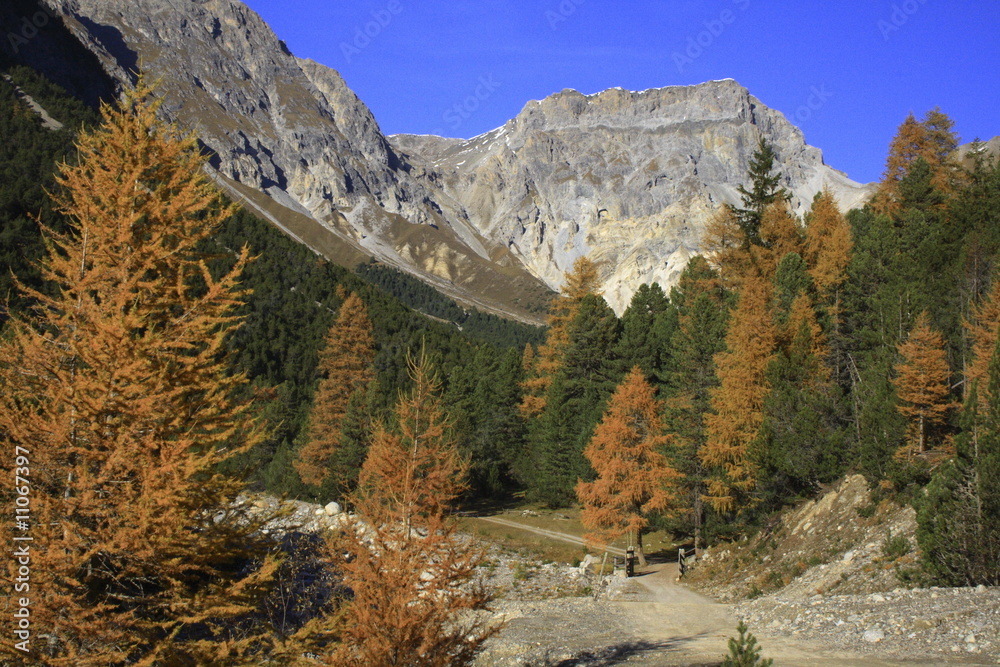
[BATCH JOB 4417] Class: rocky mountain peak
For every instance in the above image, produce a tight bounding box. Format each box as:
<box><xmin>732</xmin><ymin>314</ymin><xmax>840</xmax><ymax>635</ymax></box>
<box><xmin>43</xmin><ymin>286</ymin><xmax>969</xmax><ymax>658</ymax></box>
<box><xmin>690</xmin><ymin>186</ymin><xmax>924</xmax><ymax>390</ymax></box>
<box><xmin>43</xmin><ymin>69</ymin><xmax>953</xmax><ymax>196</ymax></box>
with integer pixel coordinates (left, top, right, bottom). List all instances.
<box><xmin>37</xmin><ymin>0</ymin><xmax>875</xmax><ymax>318</ymax></box>
<box><xmin>394</xmin><ymin>80</ymin><xmax>871</xmax><ymax>313</ymax></box>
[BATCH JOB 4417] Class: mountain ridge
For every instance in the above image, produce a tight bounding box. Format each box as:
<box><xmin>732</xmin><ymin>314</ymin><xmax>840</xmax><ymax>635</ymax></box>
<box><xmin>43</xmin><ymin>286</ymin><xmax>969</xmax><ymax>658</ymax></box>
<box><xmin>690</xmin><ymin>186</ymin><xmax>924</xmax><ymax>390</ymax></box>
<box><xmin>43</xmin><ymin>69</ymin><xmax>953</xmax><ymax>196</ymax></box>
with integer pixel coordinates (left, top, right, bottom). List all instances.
<box><xmin>27</xmin><ymin>0</ymin><xmax>875</xmax><ymax>317</ymax></box>
<box><xmin>391</xmin><ymin>79</ymin><xmax>873</xmax><ymax>311</ymax></box>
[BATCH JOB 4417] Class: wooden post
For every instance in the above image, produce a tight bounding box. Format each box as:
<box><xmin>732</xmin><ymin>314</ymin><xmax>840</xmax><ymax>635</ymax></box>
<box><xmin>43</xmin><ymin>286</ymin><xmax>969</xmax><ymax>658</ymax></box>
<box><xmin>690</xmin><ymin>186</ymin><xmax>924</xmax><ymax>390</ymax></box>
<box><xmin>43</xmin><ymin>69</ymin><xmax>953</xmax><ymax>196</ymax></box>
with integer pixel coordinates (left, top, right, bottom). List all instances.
<box><xmin>600</xmin><ymin>551</ymin><xmax>608</xmax><ymax>576</ymax></box>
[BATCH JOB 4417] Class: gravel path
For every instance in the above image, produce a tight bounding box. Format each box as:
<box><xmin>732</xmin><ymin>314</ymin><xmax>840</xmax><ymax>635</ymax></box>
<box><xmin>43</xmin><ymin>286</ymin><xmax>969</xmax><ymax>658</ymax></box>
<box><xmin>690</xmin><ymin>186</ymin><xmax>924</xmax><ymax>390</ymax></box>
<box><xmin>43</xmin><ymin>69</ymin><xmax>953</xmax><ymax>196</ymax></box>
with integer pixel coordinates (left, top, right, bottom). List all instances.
<box><xmin>244</xmin><ymin>493</ymin><xmax>999</xmax><ymax>665</ymax></box>
<box><xmin>477</xmin><ymin>561</ymin><xmax>996</xmax><ymax>666</ymax></box>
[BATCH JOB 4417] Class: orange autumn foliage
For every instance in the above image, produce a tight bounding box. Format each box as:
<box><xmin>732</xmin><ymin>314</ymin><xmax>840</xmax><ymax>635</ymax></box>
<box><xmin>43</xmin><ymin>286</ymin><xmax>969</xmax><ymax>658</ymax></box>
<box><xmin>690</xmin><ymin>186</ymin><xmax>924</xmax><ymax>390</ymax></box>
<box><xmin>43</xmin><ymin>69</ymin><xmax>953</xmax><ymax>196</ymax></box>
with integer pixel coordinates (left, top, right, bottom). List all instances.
<box><xmin>329</xmin><ymin>353</ymin><xmax>495</xmax><ymax>666</ymax></box>
<box><xmin>894</xmin><ymin>312</ymin><xmax>957</xmax><ymax>457</ymax></box>
<box><xmin>520</xmin><ymin>256</ymin><xmax>602</xmax><ymax>417</ymax></box>
<box><xmin>705</xmin><ymin>202</ymin><xmax>803</xmax><ymax>288</ymax></box>
<box><xmin>576</xmin><ymin>367</ymin><xmax>682</xmax><ymax>565</ymax></box>
<box><xmin>875</xmin><ymin>109</ymin><xmax>959</xmax><ymax>214</ymax></box>
<box><xmin>704</xmin><ymin>206</ymin><xmax>751</xmax><ymax>286</ymax></box>
<box><xmin>295</xmin><ymin>292</ymin><xmax>376</xmax><ymax>487</ymax></box>
<box><xmin>700</xmin><ymin>271</ymin><xmax>777</xmax><ymax>513</ymax></box>
<box><xmin>0</xmin><ymin>82</ymin><xmax>278</xmax><ymax>665</ymax></box>
<box><xmin>965</xmin><ymin>278</ymin><xmax>1000</xmax><ymax>409</ymax></box>
<box><xmin>804</xmin><ymin>191</ymin><xmax>852</xmax><ymax>300</ymax></box>
<box><xmin>784</xmin><ymin>294</ymin><xmax>829</xmax><ymax>368</ymax></box>
<box><xmin>759</xmin><ymin>201</ymin><xmax>805</xmax><ymax>271</ymax></box>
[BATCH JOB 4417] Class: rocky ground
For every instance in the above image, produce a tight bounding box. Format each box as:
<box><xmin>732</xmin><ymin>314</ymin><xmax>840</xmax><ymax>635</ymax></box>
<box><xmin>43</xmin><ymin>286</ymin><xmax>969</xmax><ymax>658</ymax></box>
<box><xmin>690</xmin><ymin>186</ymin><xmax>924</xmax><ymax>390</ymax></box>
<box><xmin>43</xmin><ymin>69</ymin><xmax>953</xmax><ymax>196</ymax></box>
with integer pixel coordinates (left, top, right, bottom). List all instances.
<box><xmin>245</xmin><ymin>487</ymin><xmax>999</xmax><ymax>666</ymax></box>
<box><xmin>734</xmin><ymin>585</ymin><xmax>999</xmax><ymax>663</ymax></box>
<box><xmin>682</xmin><ymin>475</ymin><xmax>1000</xmax><ymax>665</ymax></box>
<box><xmin>685</xmin><ymin>475</ymin><xmax>920</xmax><ymax>602</ymax></box>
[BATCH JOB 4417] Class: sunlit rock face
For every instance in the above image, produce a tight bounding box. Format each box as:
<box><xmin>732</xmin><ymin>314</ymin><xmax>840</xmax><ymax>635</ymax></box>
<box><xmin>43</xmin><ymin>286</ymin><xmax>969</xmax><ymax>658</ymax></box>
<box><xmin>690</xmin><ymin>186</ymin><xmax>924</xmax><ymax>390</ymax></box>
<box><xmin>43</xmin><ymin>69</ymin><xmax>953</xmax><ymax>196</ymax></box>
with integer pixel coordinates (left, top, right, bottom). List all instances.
<box><xmin>392</xmin><ymin>81</ymin><xmax>872</xmax><ymax>313</ymax></box>
<box><xmin>47</xmin><ymin>0</ymin><xmax>871</xmax><ymax>318</ymax></box>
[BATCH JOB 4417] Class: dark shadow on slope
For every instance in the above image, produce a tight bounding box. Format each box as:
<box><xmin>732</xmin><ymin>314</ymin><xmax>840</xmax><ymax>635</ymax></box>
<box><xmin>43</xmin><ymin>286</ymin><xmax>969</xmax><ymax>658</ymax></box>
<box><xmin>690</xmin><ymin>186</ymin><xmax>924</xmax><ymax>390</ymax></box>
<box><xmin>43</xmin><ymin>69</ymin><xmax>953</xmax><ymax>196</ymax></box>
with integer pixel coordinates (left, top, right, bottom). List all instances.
<box><xmin>535</xmin><ymin>638</ymin><xmax>721</xmax><ymax>666</ymax></box>
<box><xmin>75</xmin><ymin>16</ymin><xmax>138</xmax><ymax>80</ymax></box>
<box><xmin>0</xmin><ymin>0</ymin><xmax>116</xmax><ymax>107</ymax></box>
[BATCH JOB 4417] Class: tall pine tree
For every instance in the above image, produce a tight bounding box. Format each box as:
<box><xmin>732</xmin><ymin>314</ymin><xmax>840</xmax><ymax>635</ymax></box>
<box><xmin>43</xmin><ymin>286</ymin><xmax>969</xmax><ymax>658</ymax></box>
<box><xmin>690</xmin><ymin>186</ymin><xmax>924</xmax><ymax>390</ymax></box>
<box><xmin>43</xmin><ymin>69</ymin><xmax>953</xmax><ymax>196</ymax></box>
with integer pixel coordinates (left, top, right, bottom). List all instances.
<box><xmin>733</xmin><ymin>136</ymin><xmax>789</xmax><ymax>247</ymax></box>
<box><xmin>528</xmin><ymin>294</ymin><xmax>621</xmax><ymax>506</ymax></box>
<box><xmin>664</xmin><ymin>257</ymin><xmax>732</xmax><ymax>550</ymax></box>
<box><xmin>916</xmin><ymin>344</ymin><xmax>1000</xmax><ymax>586</ymax></box>
<box><xmin>701</xmin><ymin>270</ymin><xmax>776</xmax><ymax>514</ymax></box>
<box><xmin>520</xmin><ymin>256</ymin><xmax>602</xmax><ymax>416</ymax></box>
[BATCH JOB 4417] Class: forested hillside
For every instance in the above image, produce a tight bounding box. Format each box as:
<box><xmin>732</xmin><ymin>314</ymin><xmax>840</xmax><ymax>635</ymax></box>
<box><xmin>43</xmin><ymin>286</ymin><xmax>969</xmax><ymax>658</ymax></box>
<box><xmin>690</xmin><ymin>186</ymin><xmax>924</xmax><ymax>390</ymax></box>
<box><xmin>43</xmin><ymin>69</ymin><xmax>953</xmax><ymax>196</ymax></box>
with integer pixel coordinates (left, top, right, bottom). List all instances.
<box><xmin>1</xmin><ymin>59</ymin><xmax>998</xmax><ymax>665</ymax></box>
<box><xmin>0</xmin><ymin>65</ymin><xmax>542</xmax><ymax>504</ymax></box>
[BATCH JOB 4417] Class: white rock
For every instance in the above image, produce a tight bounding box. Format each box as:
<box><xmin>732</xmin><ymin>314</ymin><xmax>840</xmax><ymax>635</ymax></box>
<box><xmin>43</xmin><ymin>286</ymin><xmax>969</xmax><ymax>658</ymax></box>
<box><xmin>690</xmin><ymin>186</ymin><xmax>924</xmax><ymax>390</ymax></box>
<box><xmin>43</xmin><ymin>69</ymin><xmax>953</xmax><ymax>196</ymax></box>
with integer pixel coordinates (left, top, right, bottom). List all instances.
<box><xmin>324</xmin><ymin>501</ymin><xmax>342</xmax><ymax>516</ymax></box>
<box><xmin>579</xmin><ymin>554</ymin><xmax>600</xmax><ymax>575</ymax></box>
<box><xmin>863</xmin><ymin>629</ymin><xmax>885</xmax><ymax>643</ymax></box>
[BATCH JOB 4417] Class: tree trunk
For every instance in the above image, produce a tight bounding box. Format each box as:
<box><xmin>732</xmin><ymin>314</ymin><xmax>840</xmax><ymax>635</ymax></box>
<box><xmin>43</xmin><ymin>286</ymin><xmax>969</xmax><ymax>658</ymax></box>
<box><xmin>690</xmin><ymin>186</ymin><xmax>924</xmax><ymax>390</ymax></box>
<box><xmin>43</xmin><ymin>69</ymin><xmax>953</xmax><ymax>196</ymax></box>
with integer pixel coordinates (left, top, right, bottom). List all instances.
<box><xmin>919</xmin><ymin>413</ymin><xmax>925</xmax><ymax>454</ymax></box>
<box><xmin>636</xmin><ymin>530</ymin><xmax>647</xmax><ymax>567</ymax></box>
<box><xmin>694</xmin><ymin>494</ymin><xmax>704</xmax><ymax>558</ymax></box>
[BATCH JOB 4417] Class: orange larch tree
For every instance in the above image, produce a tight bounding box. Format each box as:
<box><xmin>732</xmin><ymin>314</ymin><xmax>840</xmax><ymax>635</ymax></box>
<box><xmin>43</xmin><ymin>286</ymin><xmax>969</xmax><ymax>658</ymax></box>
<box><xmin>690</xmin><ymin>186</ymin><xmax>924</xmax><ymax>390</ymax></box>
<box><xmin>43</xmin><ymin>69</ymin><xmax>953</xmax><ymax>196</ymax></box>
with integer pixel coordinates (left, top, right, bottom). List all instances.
<box><xmin>704</xmin><ymin>206</ymin><xmax>752</xmax><ymax>287</ymax></box>
<box><xmin>804</xmin><ymin>190</ymin><xmax>852</xmax><ymax>302</ymax></box>
<box><xmin>894</xmin><ymin>312</ymin><xmax>957</xmax><ymax>457</ymax></box>
<box><xmin>759</xmin><ymin>201</ymin><xmax>805</xmax><ymax>275</ymax></box>
<box><xmin>520</xmin><ymin>256</ymin><xmax>602</xmax><ymax>417</ymax></box>
<box><xmin>519</xmin><ymin>342</ymin><xmax>547</xmax><ymax>417</ymax></box>
<box><xmin>875</xmin><ymin>108</ymin><xmax>959</xmax><ymax>214</ymax></box>
<box><xmin>882</xmin><ymin>113</ymin><xmax>932</xmax><ymax>188</ymax></box>
<box><xmin>295</xmin><ymin>291</ymin><xmax>376</xmax><ymax>488</ymax></box>
<box><xmin>576</xmin><ymin>367</ymin><xmax>682</xmax><ymax>566</ymax></box>
<box><xmin>329</xmin><ymin>352</ymin><xmax>495</xmax><ymax>666</ymax></box>
<box><xmin>706</xmin><ymin>202</ymin><xmax>804</xmax><ymax>288</ymax></box>
<box><xmin>965</xmin><ymin>277</ymin><xmax>1000</xmax><ymax>409</ymax></box>
<box><xmin>700</xmin><ymin>270</ymin><xmax>777</xmax><ymax>513</ymax></box>
<box><xmin>0</xmin><ymin>82</ymin><xmax>278</xmax><ymax>665</ymax></box>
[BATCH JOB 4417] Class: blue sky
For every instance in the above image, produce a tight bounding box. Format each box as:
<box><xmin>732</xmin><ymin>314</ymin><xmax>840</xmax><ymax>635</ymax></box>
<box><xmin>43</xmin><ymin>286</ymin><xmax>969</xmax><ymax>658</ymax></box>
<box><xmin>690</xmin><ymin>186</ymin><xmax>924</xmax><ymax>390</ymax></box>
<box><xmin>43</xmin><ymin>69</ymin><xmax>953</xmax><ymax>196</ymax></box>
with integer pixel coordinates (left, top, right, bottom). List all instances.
<box><xmin>243</xmin><ymin>0</ymin><xmax>999</xmax><ymax>184</ymax></box>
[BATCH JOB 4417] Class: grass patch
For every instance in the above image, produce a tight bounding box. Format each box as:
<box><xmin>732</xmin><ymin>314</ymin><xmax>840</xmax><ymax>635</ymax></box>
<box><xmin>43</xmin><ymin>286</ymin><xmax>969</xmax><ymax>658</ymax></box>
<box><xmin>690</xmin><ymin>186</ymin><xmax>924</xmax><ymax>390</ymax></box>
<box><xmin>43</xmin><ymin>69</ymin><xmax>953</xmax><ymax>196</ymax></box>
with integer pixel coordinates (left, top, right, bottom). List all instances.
<box><xmin>881</xmin><ymin>531</ymin><xmax>911</xmax><ymax>561</ymax></box>
<box><xmin>458</xmin><ymin>505</ymin><xmax>674</xmax><ymax>563</ymax></box>
<box><xmin>457</xmin><ymin>516</ymin><xmax>587</xmax><ymax>564</ymax></box>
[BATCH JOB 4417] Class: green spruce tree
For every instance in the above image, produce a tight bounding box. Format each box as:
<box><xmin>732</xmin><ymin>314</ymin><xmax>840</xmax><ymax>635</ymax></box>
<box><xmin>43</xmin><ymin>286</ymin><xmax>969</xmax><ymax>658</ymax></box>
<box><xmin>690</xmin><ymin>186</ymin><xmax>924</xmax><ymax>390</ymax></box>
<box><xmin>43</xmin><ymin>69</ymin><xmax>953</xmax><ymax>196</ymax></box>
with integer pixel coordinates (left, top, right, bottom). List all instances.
<box><xmin>916</xmin><ymin>347</ymin><xmax>1000</xmax><ymax>586</ymax></box>
<box><xmin>614</xmin><ymin>282</ymin><xmax>675</xmax><ymax>382</ymax></box>
<box><xmin>734</xmin><ymin>137</ymin><xmax>789</xmax><ymax>247</ymax></box>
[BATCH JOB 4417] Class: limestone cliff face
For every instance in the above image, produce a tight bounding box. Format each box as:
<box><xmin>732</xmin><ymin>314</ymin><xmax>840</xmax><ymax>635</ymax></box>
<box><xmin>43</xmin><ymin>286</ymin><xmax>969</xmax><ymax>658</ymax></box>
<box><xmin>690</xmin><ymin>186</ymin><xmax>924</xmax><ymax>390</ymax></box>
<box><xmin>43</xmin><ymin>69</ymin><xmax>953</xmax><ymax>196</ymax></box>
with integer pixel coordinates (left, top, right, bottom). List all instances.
<box><xmin>40</xmin><ymin>0</ymin><xmax>873</xmax><ymax>318</ymax></box>
<box><xmin>39</xmin><ymin>0</ymin><xmax>552</xmax><ymax>321</ymax></box>
<box><xmin>392</xmin><ymin>82</ymin><xmax>873</xmax><ymax>313</ymax></box>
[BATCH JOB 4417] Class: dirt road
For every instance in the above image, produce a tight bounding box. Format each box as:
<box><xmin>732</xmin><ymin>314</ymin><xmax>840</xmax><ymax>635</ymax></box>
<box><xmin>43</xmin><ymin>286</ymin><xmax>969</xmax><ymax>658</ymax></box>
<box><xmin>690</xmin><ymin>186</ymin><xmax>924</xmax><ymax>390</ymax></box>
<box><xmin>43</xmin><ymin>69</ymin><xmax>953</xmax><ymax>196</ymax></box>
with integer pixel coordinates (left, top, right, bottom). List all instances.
<box><xmin>474</xmin><ymin>516</ymin><xmax>994</xmax><ymax>665</ymax></box>
<box><xmin>617</xmin><ymin>562</ymin><xmax>934</xmax><ymax>666</ymax></box>
<box><xmin>480</xmin><ymin>558</ymin><xmax>982</xmax><ymax>666</ymax></box>
<box><xmin>476</xmin><ymin>516</ymin><xmax>627</xmax><ymax>556</ymax></box>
